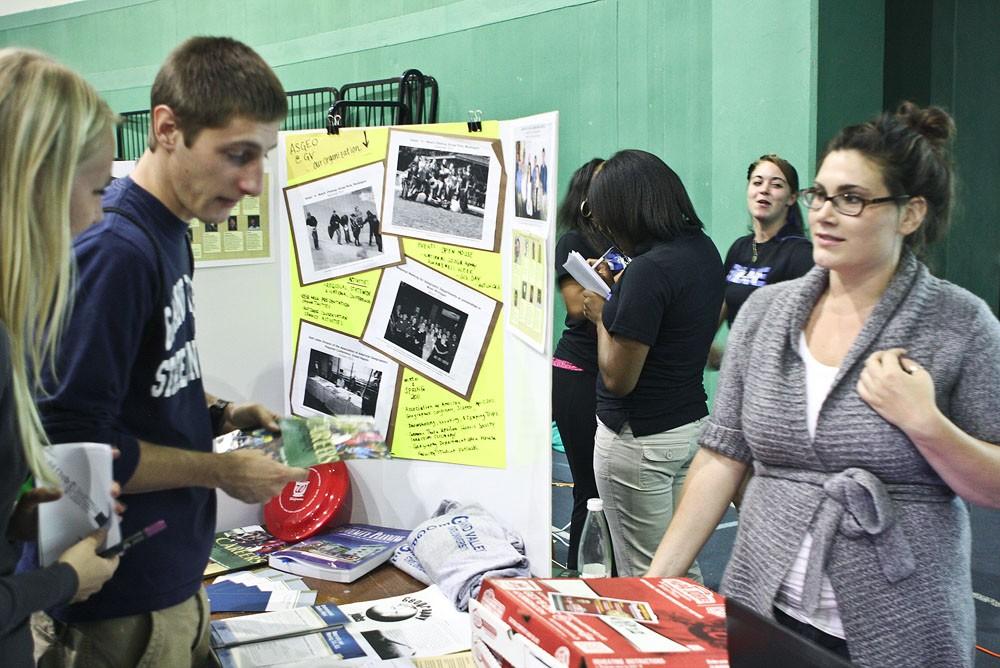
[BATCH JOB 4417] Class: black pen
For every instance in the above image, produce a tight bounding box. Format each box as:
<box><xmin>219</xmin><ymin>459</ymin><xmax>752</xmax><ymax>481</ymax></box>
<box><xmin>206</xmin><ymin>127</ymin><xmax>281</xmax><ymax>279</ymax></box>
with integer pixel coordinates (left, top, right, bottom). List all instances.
<box><xmin>98</xmin><ymin>519</ymin><xmax>167</xmax><ymax>558</ymax></box>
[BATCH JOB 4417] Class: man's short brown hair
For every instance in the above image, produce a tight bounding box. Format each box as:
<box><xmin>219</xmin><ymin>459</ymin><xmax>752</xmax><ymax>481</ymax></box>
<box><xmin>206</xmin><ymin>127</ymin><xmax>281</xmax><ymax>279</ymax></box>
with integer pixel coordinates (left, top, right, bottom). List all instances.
<box><xmin>148</xmin><ymin>36</ymin><xmax>287</xmax><ymax>149</ymax></box>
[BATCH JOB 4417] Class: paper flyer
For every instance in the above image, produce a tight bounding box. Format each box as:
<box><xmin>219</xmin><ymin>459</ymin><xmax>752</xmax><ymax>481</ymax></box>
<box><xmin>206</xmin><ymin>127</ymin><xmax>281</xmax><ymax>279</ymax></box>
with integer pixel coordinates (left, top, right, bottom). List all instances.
<box><xmin>508</xmin><ymin>228</ymin><xmax>548</xmax><ymax>352</ymax></box>
<box><xmin>192</xmin><ymin>173</ymin><xmax>275</xmax><ymax>267</ymax></box>
<box><xmin>212</xmin><ymin>586</ymin><xmax>470</xmax><ymax>667</ymax></box>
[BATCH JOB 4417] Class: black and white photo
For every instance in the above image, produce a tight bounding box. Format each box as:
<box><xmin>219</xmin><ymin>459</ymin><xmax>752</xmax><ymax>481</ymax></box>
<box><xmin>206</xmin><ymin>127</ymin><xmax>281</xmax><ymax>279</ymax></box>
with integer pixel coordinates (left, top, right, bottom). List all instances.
<box><xmin>290</xmin><ymin>321</ymin><xmax>400</xmax><ymax>439</ymax></box>
<box><xmin>384</xmin><ymin>283</ymin><xmax>467</xmax><ymax>374</ymax></box>
<box><xmin>284</xmin><ymin>162</ymin><xmax>402</xmax><ymax>285</ymax></box>
<box><xmin>381</xmin><ymin>130</ymin><xmax>503</xmax><ymax>251</ymax></box>
<box><xmin>362</xmin><ymin>259</ymin><xmax>500</xmax><ymax>400</ymax></box>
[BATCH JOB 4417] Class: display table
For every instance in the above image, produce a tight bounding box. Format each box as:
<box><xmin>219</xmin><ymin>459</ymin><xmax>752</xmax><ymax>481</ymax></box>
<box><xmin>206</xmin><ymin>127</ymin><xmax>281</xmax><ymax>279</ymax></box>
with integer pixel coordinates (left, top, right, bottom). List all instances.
<box><xmin>209</xmin><ymin>561</ymin><xmax>426</xmax><ymax>620</ymax></box>
<box><xmin>304</xmin><ymin>561</ymin><xmax>426</xmax><ymax>605</ymax></box>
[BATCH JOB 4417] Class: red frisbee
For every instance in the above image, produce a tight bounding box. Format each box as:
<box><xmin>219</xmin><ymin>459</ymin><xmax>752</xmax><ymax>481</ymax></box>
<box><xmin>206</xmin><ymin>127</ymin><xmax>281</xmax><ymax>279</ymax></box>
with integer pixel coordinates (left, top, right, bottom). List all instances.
<box><xmin>263</xmin><ymin>462</ymin><xmax>350</xmax><ymax>542</ymax></box>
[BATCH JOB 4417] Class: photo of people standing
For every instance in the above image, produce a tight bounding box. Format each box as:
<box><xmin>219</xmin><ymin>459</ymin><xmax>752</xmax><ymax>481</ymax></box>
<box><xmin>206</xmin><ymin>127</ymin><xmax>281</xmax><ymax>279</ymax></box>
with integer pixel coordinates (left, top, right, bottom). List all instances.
<box><xmin>514</xmin><ymin>140</ymin><xmax>550</xmax><ymax>221</ymax></box>
<box><xmin>299</xmin><ymin>188</ymin><xmax>383</xmax><ymax>272</ymax></box>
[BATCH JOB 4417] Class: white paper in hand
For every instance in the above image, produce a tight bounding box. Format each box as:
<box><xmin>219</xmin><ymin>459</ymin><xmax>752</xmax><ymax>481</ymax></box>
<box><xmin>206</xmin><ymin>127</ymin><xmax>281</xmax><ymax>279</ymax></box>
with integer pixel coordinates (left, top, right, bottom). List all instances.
<box><xmin>38</xmin><ymin>442</ymin><xmax>121</xmax><ymax>566</ymax></box>
<box><xmin>563</xmin><ymin>251</ymin><xmax>612</xmax><ymax>299</ymax></box>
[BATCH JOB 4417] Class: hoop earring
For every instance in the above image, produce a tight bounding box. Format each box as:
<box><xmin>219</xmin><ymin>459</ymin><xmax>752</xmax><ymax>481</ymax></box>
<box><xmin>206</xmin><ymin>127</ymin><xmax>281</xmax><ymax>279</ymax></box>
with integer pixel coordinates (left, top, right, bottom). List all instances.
<box><xmin>579</xmin><ymin>199</ymin><xmax>592</xmax><ymax>219</ymax></box>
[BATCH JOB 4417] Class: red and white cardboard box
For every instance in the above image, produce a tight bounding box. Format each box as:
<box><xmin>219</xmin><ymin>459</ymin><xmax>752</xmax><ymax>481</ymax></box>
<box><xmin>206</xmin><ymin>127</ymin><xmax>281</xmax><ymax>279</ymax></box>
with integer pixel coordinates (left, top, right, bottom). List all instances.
<box><xmin>471</xmin><ymin>577</ymin><xmax>728</xmax><ymax>668</ymax></box>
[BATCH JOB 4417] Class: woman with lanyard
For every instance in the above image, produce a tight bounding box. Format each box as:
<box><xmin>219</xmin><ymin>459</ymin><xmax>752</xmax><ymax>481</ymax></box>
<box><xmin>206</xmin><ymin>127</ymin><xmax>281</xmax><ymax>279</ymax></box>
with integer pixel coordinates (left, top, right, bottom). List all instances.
<box><xmin>709</xmin><ymin>154</ymin><xmax>812</xmax><ymax>369</ymax></box>
<box><xmin>646</xmin><ymin>102</ymin><xmax>1000</xmax><ymax>666</ymax></box>
<box><xmin>580</xmin><ymin>149</ymin><xmax>724</xmax><ymax>577</ymax></box>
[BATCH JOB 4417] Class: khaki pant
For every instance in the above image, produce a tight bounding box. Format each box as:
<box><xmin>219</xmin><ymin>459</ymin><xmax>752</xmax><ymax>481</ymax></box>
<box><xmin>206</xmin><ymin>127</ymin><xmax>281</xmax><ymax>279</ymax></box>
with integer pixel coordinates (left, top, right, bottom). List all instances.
<box><xmin>594</xmin><ymin>418</ymin><xmax>705</xmax><ymax>579</ymax></box>
<box><xmin>37</xmin><ymin>588</ymin><xmax>215</xmax><ymax>668</ymax></box>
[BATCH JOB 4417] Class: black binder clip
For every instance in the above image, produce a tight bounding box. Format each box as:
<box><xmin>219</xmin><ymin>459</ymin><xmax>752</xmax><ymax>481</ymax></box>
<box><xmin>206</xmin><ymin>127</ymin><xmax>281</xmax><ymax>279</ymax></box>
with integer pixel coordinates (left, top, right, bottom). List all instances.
<box><xmin>326</xmin><ymin>112</ymin><xmax>341</xmax><ymax>135</ymax></box>
<box><xmin>467</xmin><ymin>109</ymin><xmax>483</xmax><ymax>133</ymax></box>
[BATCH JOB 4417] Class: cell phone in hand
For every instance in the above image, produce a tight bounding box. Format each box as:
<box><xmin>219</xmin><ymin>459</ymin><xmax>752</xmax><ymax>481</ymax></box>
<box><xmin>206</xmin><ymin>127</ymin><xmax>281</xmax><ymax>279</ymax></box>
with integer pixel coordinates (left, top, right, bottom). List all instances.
<box><xmin>598</xmin><ymin>246</ymin><xmax>631</xmax><ymax>272</ymax></box>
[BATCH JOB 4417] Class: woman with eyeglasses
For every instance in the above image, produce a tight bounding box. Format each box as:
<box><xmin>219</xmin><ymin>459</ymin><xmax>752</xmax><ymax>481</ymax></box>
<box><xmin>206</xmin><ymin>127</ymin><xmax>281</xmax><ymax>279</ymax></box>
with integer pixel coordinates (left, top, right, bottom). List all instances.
<box><xmin>708</xmin><ymin>154</ymin><xmax>813</xmax><ymax>370</ymax></box>
<box><xmin>646</xmin><ymin>102</ymin><xmax>1000</xmax><ymax>667</ymax></box>
<box><xmin>551</xmin><ymin>158</ymin><xmax>607</xmax><ymax>571</ymax></box>
<box><xmin>579</xmin><ymin>150</ymin><xmax>724</xmax><ymax>577</ymax></box>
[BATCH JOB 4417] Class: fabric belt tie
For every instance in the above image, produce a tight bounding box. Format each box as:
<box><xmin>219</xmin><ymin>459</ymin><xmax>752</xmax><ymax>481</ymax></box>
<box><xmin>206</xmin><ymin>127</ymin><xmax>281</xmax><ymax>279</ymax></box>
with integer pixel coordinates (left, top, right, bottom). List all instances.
<box><xmin>754</xmin><ymin>462</ymin><xmax>953</xmax><ymax>616</ymax></box>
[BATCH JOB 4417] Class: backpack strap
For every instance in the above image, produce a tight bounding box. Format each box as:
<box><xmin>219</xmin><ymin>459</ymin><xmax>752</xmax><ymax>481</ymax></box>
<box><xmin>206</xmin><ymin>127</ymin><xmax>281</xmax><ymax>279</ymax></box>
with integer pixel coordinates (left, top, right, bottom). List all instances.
<box><xmin>102</xmin><ymin>206</ymin><xmax>195</xmax><ymax>302</ymax></box>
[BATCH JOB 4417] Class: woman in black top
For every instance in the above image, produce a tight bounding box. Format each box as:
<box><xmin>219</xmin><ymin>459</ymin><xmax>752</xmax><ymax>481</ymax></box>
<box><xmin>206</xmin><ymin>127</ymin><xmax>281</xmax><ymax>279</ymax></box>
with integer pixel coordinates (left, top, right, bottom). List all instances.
<box><xmin>709</xmin><ymin>154</ymin><xmax>812</xmax><ymax>368</ymax></box>
<box><xmin>580</xmin><ymin>150</ymin><xmax>724</xmax><ymax>576</ymax></box>
<box><xmin>552</xmin><ymin>158</ymin><xmax>606</xmax><ymax>571</ymax></box>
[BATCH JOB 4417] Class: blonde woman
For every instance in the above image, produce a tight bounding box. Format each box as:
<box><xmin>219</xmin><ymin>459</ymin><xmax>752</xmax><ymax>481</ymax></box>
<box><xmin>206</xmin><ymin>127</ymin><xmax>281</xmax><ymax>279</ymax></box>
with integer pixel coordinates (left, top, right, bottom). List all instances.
<box><xmin>0</xmin><ymin>48</ymin><xmax>119</xmax><ymax>662</ymax></box>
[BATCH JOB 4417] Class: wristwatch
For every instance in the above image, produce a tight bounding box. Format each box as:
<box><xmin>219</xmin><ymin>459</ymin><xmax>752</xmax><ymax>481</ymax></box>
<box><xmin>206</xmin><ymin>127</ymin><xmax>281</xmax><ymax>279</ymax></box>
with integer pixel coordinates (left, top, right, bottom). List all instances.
<box><xmin>209</xmin><ymin>398</ymin><xmax>232</xmax><ymax>436</ymax></box>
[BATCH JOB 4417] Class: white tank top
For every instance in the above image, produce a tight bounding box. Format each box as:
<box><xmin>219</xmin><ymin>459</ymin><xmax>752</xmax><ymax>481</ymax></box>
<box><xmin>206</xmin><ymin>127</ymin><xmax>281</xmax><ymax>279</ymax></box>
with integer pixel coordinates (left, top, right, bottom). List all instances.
<box><xmin>773</xmin><ymin>332</ymin><xmax>845</xmax><ymax>639</ymax></box>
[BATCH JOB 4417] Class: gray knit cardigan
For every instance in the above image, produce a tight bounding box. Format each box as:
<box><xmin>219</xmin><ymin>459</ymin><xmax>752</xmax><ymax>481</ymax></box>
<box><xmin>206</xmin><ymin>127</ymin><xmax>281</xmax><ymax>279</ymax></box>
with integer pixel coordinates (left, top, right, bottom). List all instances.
<box><xmin>702</xmin><ymin>252</ymin><xmax>1000</xmax><ymax>667</ymax></box>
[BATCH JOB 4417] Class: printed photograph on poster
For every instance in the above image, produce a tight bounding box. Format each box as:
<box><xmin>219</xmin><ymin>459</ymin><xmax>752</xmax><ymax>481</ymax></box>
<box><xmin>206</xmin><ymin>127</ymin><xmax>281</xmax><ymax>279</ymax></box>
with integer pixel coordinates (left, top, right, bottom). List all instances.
<box><xmin>362</xmin><ymin>260</ymin><xmax>500</xmax><ymax>400</ymax></box>
<box><xmin>290</xmin><ymin>321</ymin><xmax>400</xmax><ymax>440</ymax></box>
<box><xmin>508</xmin><ymin>228</ymin><xmax>548</xmax><ymax>352</ymax></box>
<box><xmin>381</xmin><ymin>129</ymin><xmax>503</xmax><ymax>252</ymax></box>
<box><xmin>284</xmin><ymin>162</ymin><xmax>402</xmax><ymax>285</ymax></box>
<box><xmin>505</xmin><ymin>113</ymin><xmax>557</xmax><ymax>226</ymax></box>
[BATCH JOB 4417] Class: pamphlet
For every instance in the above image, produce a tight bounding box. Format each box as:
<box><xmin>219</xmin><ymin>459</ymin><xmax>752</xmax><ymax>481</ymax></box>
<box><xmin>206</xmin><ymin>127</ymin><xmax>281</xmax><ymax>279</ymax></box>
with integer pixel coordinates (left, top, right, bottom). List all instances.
<box><xmin>213</xmin><ymin>415</ymin><xmax>390</xmax><ymax>468</ymax></box>
<box><xmin>562</xmin><ymin>250</ymin><xmax>611</xmax><ymax>299</ymax></box>
<box><xmin>211</xmin><ymin>585</ymin><xmax>470</xmax><ymax>667</ymax></box>
<box><xmin>268</xmin><ymin>524</ymin><xmax>409</xmax><ymax>583</ymax></box>
<box><xmin>205</xmin><ymin>525</ymin><xmax>291</xmax><ymax>576</ymax></box>
<box><xmin>207</xmin><ymin>568</ymin><xmax>318</xmax><ymax>613</ymax></box>
<box><xmin>38</xmin><ymin>442</ymin><xmax>121</xmax><ymax>566</ymax></box>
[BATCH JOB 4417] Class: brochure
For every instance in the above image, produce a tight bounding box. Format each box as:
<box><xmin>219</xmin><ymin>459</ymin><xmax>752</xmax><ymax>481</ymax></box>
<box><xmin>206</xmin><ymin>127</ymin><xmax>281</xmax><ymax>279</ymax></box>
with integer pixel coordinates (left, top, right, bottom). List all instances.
<box><xmin>207</xmin><ymin>568</ymin><xmax>318</xmax><ymax>613</ymax></box>
<box><xmin>38</xmin><ymin>442</ymin><xmax>121</xmax><ymax>566</ymax></box>
<box><xmin>211</xmin><ymin>585</ymin><xmax>470</xmax><ymax>667</ymax></box>
<box><xmin>205</xmin><ymin>525</ymin><xmax>292</xmax><ymax>576</ymax></box>
<box><xmin>213</xmin><ymin>415</ymin><xmax>390</xmax><ymax>468</ymax></box>
<box><xmin>268</xmin><ymin>524</ymin><xmax>409</xmax><ymax>583</ymax></box>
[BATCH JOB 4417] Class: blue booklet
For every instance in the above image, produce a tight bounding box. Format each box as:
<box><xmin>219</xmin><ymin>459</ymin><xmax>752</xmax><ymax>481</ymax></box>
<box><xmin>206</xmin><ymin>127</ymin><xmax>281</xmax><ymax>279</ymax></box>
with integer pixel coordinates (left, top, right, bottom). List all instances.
<box><xmin>268</xmin><ymin>524</ymin><xmax>409</xmax><ymax>583</ymax></box>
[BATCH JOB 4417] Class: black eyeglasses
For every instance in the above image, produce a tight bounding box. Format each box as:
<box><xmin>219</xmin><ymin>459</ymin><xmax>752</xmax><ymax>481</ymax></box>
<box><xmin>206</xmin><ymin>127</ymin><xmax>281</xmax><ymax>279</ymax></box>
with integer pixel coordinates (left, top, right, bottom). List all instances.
<box><xmin>799</xmin><ymin>188</ymin><xmax>910</xmax><ymax>217</ymax></box>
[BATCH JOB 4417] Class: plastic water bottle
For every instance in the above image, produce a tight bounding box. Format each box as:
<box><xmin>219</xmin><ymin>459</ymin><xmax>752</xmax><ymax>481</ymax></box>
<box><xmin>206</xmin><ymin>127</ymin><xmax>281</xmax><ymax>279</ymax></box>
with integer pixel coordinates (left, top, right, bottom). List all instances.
<box><xmin>577</xmin><ymin>498</ymin><xmax>612</xmax><ymax>578</ymax></box>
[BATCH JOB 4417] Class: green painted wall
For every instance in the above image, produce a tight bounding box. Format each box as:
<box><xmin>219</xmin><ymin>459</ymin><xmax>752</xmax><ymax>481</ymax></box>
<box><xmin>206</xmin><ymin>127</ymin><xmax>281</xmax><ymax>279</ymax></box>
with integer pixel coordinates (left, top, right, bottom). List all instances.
<box><xmin>882</xmin><ymin>0</ymin><xmax>999</xmax><ymax>312</ymax></box>
<box><xmin>815</xmin><ymin>0</ymin><xmax>885</xmax><ymax>158</ymax></box>
<box><xmin>0</xmin><ymin>0</ymin><xmax>820</xmax><ymax>403</ymax></box>
<box><xmin>936</xmin><ymin>1</ymin><xmax>1000</xmax><ymax>313</ymax></box>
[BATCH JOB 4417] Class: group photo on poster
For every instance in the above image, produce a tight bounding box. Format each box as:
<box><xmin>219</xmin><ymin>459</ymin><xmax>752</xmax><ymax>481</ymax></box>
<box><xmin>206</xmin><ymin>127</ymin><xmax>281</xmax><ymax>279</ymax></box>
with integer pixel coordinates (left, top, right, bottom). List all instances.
<box><xmin>381</xmin><ymin>130</ymin><xmax>504</xmax><ymax>252</ymax></box>
<box><xmin>362</xmin><ymin>260</ymin><xmax>499</xmax><ymax>400</ymax></box>
<box><xmin>290</xmin><ymin>321</ymin><xmax>400</xmax><ymax>439</ymax></box>
<box><xmin>510</xmin><ymin>119</ymin><xmax>556</xmax><ymax>223</ymax></box>
<box><xmin>284</xmin><ymin>162</ymin><xmax>402</xmax><ymax>284</ymax></box>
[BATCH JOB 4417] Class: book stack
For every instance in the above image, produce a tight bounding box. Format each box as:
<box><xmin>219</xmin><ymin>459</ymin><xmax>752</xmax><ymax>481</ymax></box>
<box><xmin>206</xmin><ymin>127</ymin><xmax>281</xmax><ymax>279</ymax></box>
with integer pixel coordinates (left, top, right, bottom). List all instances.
<box><xmin>268</xmin><ymin>523</ymin><xmax>410</xmax><ymax>583</ymax></box>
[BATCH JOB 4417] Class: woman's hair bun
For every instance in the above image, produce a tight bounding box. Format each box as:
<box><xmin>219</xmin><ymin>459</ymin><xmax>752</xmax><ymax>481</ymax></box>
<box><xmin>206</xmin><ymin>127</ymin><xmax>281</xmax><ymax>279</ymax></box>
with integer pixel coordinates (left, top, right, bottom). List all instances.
<box><xmin>895</xmin><ymin>101</ymin><xmax>956</xmax><ymax>147</ymax></box>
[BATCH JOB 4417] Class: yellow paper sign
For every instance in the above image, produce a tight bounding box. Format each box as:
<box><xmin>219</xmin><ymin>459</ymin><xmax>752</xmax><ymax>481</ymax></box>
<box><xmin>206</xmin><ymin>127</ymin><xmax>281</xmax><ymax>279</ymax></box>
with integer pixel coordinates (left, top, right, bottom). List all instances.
<box><xmin>284</xmin><ymin>123</ymin><xmax>506</xmax><ymax>468</ymax></box>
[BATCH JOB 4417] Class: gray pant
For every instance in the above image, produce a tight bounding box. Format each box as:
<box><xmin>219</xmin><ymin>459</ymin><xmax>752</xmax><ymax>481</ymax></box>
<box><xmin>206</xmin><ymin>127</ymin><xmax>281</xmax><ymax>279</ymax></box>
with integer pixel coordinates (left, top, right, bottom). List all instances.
<box><xmin>594</xmin><ymin>418</ymin><xmax>704</xmax><ymax>579</ymax></box>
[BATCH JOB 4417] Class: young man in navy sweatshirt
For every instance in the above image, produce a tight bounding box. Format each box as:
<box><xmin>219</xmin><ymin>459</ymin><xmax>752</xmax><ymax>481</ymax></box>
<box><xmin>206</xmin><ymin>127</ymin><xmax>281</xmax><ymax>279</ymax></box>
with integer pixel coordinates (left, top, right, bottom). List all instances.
<box><xmin>37</xmin><ymin>37</ymin><xmax>309</xmax><ymax>667</ymax></box>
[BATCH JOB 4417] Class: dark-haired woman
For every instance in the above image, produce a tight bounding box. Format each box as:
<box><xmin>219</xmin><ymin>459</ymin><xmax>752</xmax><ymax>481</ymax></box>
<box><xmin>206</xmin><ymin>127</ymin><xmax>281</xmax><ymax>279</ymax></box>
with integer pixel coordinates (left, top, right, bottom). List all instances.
<box><xmin>647</xmin><ymin>103</ymin><xmax>1000</xmax><ymax>667</ymax></box>
<box><xmin>552</xmin><ymin>158</ymin><xmax>606</xmax><ymax>571</ymax></box>
<box><xmin>720</xmin><ymin>155</ymin><xmax>812</xmax><ymax>335</ymax></box>
<box><xmin>710</xmin><ymin>156</ymin><xmax>814</xmax><ymax>501</ymax></box>
<box><xmin>580</xmin><ymin>150</ymin><xmax>724</xmax><ymax>577</ymax></box>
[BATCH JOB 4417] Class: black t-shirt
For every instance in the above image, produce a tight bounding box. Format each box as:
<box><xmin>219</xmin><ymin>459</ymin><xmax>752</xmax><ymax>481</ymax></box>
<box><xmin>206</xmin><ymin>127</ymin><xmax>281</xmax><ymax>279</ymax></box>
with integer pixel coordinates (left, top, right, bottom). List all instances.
<box><xmin>596</xmin><ymin>231</ymin><xmax>724</xmax><ymax>436</ymax></box>
<box><xmin>553</xmin><ymin>229</ymin><xmax>601</xmax><ymax>373</ymax></box>
<box><xmin>723</xmin><ymin>226</ymin><xmax>813</xmax><ymax>327</ymax></box>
